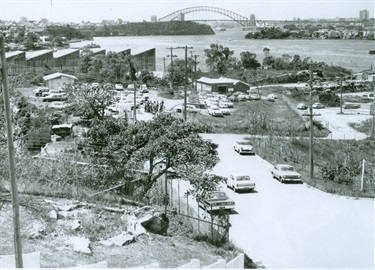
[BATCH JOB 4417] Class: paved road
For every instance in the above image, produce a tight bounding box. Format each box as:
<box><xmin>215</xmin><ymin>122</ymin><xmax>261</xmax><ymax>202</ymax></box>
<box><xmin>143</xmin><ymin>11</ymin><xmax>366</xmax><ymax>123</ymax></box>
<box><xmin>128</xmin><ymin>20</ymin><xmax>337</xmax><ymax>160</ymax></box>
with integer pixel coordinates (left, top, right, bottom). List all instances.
<box><xmin>200</xmin><ymin>133</ymin><xmax>374</xmax><ymax>269</ymax></box>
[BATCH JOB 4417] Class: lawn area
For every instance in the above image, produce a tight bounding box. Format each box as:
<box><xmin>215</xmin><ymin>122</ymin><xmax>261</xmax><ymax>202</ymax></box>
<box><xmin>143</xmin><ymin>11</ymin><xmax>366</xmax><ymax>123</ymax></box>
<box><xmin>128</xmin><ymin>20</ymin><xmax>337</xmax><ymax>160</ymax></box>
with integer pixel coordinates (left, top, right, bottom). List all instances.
<box><xmin>187</xmin><ymin>95</ymin><xmax>330</xmax><ymax>137</ymax></box>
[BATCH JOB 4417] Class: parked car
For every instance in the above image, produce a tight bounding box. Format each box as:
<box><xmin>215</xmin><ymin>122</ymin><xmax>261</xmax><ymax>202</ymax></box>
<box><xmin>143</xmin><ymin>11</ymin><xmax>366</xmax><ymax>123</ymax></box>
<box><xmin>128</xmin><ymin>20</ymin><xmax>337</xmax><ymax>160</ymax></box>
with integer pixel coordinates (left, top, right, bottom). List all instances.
<box><xmin>249</xmin><ymin>94</ymin><xmax>261</xmax><ymax>100</ymax></box>
<box><xmin>271</xmin><ymin>164</ymin><xmax>302</xmax><ymax>183</ymax></box>
<box><xmin>227</xmin><ymin>174</ymin><xmax>256</xmax><ymax>192</ymax></box>
<box><xmin>312</xmin><ymin>102</ymin><xmax>325</xmax><ymax>109</ymax></box>
<box><xmin>267</xmin><ymin>94</ymin><xmax>276</xmax><ymax>102</ymax></box>
<box><xmin>198</xmin><ymin>191</ymin><xmax>235</xmax><ymax>212</ymax></box>
<box><xmin>49</xmin><ymin>101</ymin><xmax>67</xmax><ymax>109</ymax></box>
<box><xmin>33</xmin><ymin>87</ymin><xmax>49</xmax><ymax>96</ymax></box>
<box><xmin>175</xmin><ymin>104</ymin><xmax>200</xmax><ymax>113</ymax></box>
<box><xmin>237</xmin><ymin>93</ymin><xmax>249</xmax><ymax>101</ymax></box>
<box><xmin>219</xmin><ymin>101</ymin><xmax>234</xmax><ymax>108</ymax></box>
<box><xmin>227</xmin><ymin>95</ymin><xmax>238</xmax><ymax>102</ymax></box>
<box><xmin>42</xmin><ymin>94</ymin><xmax>67</xmax><ymax>102</ymax></box>
<box><xmin>343</xmin><ymin>103</ymin><xmax>361</xmax><ymax>109</ymax></box>
<box><xmin>208</xmin><ymin>106</ymin><xmax>224</xmax><ymax>117</ymax></box>
<box><xmin>42</xmin><ymin>89</ymin><xmax>65</xmax><ymax>97</ymax></box>
<box><xmin>233</xmin><ymin>140</ymin><xmax>254</xmax><ymax>155</ymax></box>
<box><xmin>297</xmin><ymin>103</ymin><xmax>308</xmax><ymax>110</ymax></box>
<box><xmin>219</xmin><ymin>106</ymin><xmax>231</xmax><ymax>115</ymax></box>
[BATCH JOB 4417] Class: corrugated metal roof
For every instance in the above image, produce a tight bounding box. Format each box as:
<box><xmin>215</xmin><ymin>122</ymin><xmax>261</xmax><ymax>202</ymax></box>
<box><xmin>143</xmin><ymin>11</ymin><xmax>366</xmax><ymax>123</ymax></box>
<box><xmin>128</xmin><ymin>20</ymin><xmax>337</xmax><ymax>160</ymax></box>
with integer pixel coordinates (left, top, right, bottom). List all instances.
<box><xmin>43</xmin><ymin>72</ymin><xmax>78</xmax><ymax>81</ymax></box>
<box><xmin>90</xmin><ymin>48</ymin><xmax>106</xmax><ymax>54</ymax></box>
<box><xmin>5</xmin><ymin>51</ymin><xmax>25</xmax><ymax>58</ymax></box>
<box><xmin>196</xmin><ymin>77</ymin><xmax>250</xmax><ymax>86</ymax></box>
<box><xmin>111</xmin><ymin>47</ymin><xmax>131</xmax><ymax>54</ymax></box>
<box><xmin>131</xmin><ymin>47</ymin><xmax>155</xmax><ymax>56</ymax></box>
<box><xmin>53</xmin><ymin>49</ymin><xmax>79</xmax><ymax>58</ymax></box>
<box><xmin>26</xmin><ymin>49</ymin><xmax>53</xmax><ymax>60</ymax></box>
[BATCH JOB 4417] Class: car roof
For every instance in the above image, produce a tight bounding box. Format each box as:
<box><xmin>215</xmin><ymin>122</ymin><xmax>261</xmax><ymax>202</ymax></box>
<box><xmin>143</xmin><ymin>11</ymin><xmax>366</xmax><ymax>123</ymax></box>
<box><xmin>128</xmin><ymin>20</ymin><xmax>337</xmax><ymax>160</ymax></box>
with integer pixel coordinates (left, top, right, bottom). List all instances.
<box><xmin>276</xmin><ymin>164</ymin><xmax>293</xmax><ymax>167</ymax></box>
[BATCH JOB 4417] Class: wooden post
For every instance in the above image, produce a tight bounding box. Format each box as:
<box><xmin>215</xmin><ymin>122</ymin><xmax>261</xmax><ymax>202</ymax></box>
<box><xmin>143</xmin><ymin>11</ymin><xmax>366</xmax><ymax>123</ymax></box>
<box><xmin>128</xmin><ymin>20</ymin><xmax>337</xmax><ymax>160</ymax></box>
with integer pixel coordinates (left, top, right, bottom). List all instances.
<box><xmin>361</xmin><ymin>159</ymin><xmax>366</xmax><ymax>192</ymax></box>
<box><xmin>0</xmin><ymin>35</ymin><xmax>23</xmax><ymax>268</ymax></box>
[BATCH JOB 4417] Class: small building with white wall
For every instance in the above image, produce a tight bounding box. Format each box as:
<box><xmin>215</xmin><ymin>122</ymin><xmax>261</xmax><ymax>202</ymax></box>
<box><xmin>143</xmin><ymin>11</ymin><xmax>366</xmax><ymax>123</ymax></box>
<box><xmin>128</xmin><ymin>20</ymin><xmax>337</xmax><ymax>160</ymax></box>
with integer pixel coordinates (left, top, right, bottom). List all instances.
<box><xmin>43</xmin><ymin>72</ymin><xmax>78</xmax><ymax>90</ymax></box>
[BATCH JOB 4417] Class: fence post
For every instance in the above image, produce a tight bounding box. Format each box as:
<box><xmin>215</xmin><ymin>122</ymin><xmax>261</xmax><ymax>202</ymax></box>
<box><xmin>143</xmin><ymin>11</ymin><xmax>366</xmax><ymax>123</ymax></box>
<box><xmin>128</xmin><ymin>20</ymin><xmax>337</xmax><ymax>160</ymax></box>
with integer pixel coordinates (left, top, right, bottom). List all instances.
<box><xmin>178</xmin><ymin>180</ymin><xmax>180</xmax><ymax>214</ymax></box>
<box><xmin>361</xmin><ymin>159</ymin><xmax>365</xmax><ymax>192</ymax></box>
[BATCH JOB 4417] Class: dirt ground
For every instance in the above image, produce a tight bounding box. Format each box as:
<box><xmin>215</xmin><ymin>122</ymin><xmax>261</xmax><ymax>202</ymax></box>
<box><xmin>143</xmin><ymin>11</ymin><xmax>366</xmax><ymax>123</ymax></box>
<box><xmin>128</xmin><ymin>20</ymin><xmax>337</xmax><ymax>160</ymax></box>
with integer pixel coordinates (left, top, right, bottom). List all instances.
<box><xmin>0</xmin><ymin>194</ymin><xmax>241</xmax><ymax>268</ymax></box>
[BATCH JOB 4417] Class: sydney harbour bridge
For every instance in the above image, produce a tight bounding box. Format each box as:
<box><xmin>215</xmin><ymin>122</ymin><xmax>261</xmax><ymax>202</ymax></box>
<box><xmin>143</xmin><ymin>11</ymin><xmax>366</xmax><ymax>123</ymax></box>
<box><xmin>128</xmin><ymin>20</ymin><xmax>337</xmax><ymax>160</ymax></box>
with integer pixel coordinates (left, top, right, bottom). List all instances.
<box><xmin>158</xmin><ymin>6</ymin><xmax>259</xmax><ymax>28</ymax></box>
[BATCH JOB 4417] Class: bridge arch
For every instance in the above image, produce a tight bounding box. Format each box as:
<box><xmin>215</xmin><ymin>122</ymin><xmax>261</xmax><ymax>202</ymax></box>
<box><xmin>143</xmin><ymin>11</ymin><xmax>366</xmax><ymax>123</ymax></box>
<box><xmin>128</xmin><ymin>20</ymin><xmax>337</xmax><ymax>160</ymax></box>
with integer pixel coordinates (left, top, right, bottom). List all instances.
<box><xmin>158</xmin><ymin>6</ymin><xmax>249</xmax><ymax>26</ymax></box>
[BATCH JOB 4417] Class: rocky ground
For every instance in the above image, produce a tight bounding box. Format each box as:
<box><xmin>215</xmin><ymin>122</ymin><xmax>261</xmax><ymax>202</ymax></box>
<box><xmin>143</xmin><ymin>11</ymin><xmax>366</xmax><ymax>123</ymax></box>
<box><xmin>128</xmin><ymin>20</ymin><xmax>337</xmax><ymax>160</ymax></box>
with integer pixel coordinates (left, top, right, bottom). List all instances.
<box><xmin>0</xmin><ymin>194</ymin><xmax>244</xmax><ymax>268</ymax></box>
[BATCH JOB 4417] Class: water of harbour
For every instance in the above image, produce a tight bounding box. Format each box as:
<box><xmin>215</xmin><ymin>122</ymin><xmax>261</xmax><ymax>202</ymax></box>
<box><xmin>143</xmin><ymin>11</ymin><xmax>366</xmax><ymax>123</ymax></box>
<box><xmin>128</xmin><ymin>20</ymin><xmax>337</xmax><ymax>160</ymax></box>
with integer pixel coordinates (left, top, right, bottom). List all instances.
<box><xmin>73</xmin><ymin>30</ymin><xmax>375</xmax><ymax>73</ymax></box>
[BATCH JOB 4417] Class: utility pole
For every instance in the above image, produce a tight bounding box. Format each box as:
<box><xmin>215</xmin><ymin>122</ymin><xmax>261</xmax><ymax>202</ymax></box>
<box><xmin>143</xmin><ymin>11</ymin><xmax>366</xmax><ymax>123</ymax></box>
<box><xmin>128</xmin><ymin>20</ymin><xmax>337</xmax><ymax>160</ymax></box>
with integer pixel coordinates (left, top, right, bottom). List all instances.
<box><xmin>166</xmin><ymin>47</ymin><xmax>177</xmax><ymax>90</ymax></box>
<box><xmin>339</xmin><ymin>78</ymin><xmax>343</xmax><ymax>114</ymax></box>
<box><xmin>192</xmin><ymin>54</ymin><xmax>199</xmax><ymax>91</ymax></box>
<box><xmin>371</xmin><ymin>81</ymin><xmax>375</xmax><ymax>138</ymax></box>
<box><xmin>162</xmin><ymin>57</ymin><xmax>166</xmax><ymax>72</ymax></box>
<box><xmin>0</xmin><ymin>35</ymin><xmax>23</xmax><ymax>268</ymax></box>
<box><xmin>133</xmin><ymin>81</ymin><xmax>137</xmax><ymax>124</ymax></box>
<box><xmin>302</xmin><ymin>63</ymin><xmax>320</xmax><ymax>180</ymax></box>
<box><xmin>164</xmin><ymin>160</ymin><xmax>169</xmax><ymax>215</ymax></box>
<box><xmin>176</xmin><ymin>46</ymin><xmax>193</xmax><ymax>122</ymax></box>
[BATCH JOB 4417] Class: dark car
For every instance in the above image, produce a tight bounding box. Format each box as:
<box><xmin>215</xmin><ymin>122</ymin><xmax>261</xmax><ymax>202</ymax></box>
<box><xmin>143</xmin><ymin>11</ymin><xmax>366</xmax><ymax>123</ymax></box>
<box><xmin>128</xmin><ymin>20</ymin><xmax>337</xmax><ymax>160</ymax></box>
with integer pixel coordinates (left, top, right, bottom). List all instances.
<box><xmin>198</xmin><ymin>191</ymin><xmax>235</xmax><ymax>212</ymax></box>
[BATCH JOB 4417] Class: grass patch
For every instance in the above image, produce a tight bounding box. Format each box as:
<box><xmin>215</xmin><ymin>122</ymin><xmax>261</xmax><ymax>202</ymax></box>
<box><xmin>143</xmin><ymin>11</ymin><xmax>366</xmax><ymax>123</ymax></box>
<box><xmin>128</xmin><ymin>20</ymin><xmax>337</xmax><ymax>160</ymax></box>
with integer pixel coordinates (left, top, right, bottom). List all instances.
<box><xmin>249</xmin><ymin>135</ymin><xmax>375</xmax><ymax>198</ymax></box>
<box><xmin>188</xmin><ymin>97</ymin><xmax>330</xmax><ymax>137</ymax></box>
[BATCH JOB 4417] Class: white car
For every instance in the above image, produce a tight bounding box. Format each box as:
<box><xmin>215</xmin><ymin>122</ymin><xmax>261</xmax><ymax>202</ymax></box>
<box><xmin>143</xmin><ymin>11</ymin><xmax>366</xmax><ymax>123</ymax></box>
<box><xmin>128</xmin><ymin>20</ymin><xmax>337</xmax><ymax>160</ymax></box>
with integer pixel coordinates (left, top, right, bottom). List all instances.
<box><xmin>227</xmin><ymin>174</ymin><xmax>256</xmax><ymax>192</ymax></box>
<box><xmin>233</xmin><ymin>140</ymin><xmax>254</xmax><ymax>155</ymax></box>
<box><xmin>297</xmin><ymin>103</ymin><xmax>308</xmax><ymax>110</ymax></box>
<box><xmin>208</xmin><ymin>106</ymin><xmax>224</xmax><ymax>117</ymax></box>
<box><xmin>219</xmin><ymin>101</ymin><xmax>234</xmax><ymax>108</ymax></box>
<box><xmin>175</xmin><ymin>104</ymin><xmax>200</xmax><ymax>113</ymax></box>
<box><xmin>312</xmin><ymin>102</ymin><xmax>325</xmax><ymax>109</ymax></box>
<box><xmin>267</xmin><ymin>94</ymin><xmax>276</xmax><ymax>102</ymax></box>
<box><xmin>33</xmin><ymin>87</ymin><xmax>49</xmax><ymax>96</ymax></box>
<box><xmin>219</xmin><ymin>106</ymin><xmax>231</xmax><ymax>115</ymax></box>
<box><xmin>271</xmin><ymin>164</ymin><xmax>302</xmax><ymax>183</ymax></box>
<box><xmin>49</xmin><ymin>101</ymin><xmax>67</xmax><ymax>109</ymax></box>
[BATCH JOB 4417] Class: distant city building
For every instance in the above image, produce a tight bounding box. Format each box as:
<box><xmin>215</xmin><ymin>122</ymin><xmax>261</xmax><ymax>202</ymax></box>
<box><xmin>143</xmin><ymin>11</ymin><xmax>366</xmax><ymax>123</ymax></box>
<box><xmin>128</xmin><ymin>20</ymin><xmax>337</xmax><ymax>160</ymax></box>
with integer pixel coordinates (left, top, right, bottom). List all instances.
<box><xmin>360</xmin><ymin>9</ymin><xmax>369</xmax><ymax>20</ymax></box>
<box><xmin>249</xmin><ymin>14</ymin><xmax>256</xmax><ymax>26</ymax></box>
<box><xmin>151</xmin><ymin>15</ymin><xmax>157</xmax><ymax>23</ymax></box>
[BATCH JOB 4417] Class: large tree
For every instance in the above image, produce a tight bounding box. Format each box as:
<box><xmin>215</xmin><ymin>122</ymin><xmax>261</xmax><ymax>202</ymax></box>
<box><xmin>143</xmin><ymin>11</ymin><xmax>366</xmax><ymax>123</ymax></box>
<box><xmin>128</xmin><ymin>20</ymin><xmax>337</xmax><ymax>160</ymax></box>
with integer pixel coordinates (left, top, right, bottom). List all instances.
<box><xmin>204</xmin><ymin>44</ymin><xmax>235</xmax><ymax>75</ymax></box>
<box><xmin>166</xmin><ymin>58</ymin><xmax>193</xmax><ymax>86</ymax></box>
<box><xmin>239</xmin><ymin>51</ymin><xmax>261</xmax><ymax>70</ymax></box>
<box><xmin>82</xmin><ymin>113</ymin><xmax>220</xmax><ymax>196</ymax></box>
<box><xmin>64</xmin><ymin>83</ymin><xmax>118</xmax><ymax>121</ymax></box>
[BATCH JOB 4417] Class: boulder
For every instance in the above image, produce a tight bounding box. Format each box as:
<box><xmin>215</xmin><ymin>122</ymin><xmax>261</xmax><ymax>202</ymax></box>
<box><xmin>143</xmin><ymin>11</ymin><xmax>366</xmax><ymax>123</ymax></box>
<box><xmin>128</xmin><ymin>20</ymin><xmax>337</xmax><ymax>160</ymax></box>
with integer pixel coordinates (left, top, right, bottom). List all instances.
<box><xmin>141</xmin><ymin>213</ymin><xmax>169</xmax><ymax>236</ymax></box>
<box><xmin>47</xmin><ymin>210</ymin><xmax>58</xmax><ymax>219</ymax></box>
<box><xmin>66</xmin><ymin>236</ymin><xmax>91</xmax><ymax>255</ymax></box>
<box><xmin>105</xmin><ymin>232</ymin><xmax>135</xmax><ymax>247</ymax></box>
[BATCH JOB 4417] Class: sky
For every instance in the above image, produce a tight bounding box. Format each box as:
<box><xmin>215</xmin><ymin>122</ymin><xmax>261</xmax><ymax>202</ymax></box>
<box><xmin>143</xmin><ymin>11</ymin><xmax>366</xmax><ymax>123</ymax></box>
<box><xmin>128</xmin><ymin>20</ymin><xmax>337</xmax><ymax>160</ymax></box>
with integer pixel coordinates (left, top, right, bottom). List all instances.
<box><xmin>0</xmin><ymin>0</ymin><xmax>373</xmax><ymax>23</ymax></box>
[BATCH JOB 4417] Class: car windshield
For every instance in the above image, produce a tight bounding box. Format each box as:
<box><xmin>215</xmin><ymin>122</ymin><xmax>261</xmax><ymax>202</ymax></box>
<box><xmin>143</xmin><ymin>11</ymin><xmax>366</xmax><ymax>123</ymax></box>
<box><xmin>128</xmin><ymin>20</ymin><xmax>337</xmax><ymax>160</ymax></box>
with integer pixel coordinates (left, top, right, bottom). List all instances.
<box><xmin>281</xmin><ymin>166</ymin><xmax>294</xmax><ymax>171</ymax></box>
<box><xmin>207</xmin><ymin>192</ymin><xmax>228</xmax><ymax>200</ymax></box>
<box><xmin>238</xmin><ymin>141</ymin><xmax>251</xmax><ymax>145</ymax></box>
<box><xmin>236</xmin><ymin>175</ymin><xmax>251</xmax><ymax>181</ymax></box>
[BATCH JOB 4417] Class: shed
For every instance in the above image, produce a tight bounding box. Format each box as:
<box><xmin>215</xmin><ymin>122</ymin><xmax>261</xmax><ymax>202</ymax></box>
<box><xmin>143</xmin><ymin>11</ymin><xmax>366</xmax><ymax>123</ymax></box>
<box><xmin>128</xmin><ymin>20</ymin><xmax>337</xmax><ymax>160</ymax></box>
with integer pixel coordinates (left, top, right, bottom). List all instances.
<box><xmin>43</xmin><ymin>72</ymin><xmax>78</xmax><ymax>90</ymax></box>
<box><xmin>196</xmin><ymin>77</ymin><xmax>250</xmax><ymax>94</ymax></box>
<box><xmin>51</xmin><ymin>123</ymin><xmax>74</xmax><ymax>138</ymax></box>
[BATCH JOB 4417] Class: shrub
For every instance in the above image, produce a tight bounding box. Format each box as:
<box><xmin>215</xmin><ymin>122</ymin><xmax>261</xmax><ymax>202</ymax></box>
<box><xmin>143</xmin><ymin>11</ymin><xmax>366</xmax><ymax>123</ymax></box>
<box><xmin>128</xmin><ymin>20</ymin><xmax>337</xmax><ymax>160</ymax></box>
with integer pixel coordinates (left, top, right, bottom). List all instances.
<box><xmin>318</xmin><ymin>92</ymin><xmax>340</xmax><ymax>107</ymax></box>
